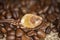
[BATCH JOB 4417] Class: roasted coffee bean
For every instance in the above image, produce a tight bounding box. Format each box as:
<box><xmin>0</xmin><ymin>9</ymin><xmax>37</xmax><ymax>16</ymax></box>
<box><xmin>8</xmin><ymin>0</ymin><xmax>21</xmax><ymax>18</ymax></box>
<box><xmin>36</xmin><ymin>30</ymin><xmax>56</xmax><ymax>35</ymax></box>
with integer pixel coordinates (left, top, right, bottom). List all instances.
<box><xmin>22</xmin><ymin>35</ymin><xmax>33</xmax><ymax>40</ymax></box>
<box><xmin>30</xmin><ymin>3</ymin><xmax>40</xmax><ymax>12</ymax></box>
<box><xmin>39</xmin><ymin>21</ymin><xmax>50</xmax><ymax>31</ymax></box>
<box><xmin>16</xmin><ymin>28</ymin><xmax>24</xmax><ymax>37</ymax></box>
<box><xmin>37</xmin><ymin>29</ymin><xmax>46</xmax><ymax>38</ymax></box>
<box><xmin>7</xmin><ymin>30</ymin><xmax>15</xmax><ymax>40</ymax></box>
<box><xmin>33</xmin><ymin>36</ymin><xmax>40</xmax><ymax>40</ymax></box>
<box><xmin>39</xmin><ymin>0</ymin><xmax>45</xmax><ymax>8</ymax></box>
<box><xmin>27</xmin><ymin>30</ymin><xmax>37</xmax><ymax>36</ymax></box>
<box><xmin>21</xmin><ymin>7</ymin><xmax>29</xmax><ymax>14</ymax></box>
<box><xmin>55</xmin><ymin>7</ymin><xmax>59</xmax><ymax>13</ymax></box>
<box><xmin>52</xmin><ymin>28</ymin><xmax>57</xmax><ymax>33</ymax></box>
<box><xmin>7</xmin><ymin>30</ymin><xmax>15</xmax><ymax>36</ymax></box>
<box><xmin>0</xmin><ymin>32</ymin><xmax>4</xmax><ymax>39</ymax></box>
<box><xmin>58</xmin><ymin>33</ymin><xmax>60</xmax><ymax>38</ymax></box>
<box><xmin>51</xmin><ymin>0</ymin><xmax>57</xmax><ymax>6</ymax></box>
<box><xmin>45</xmin><ymin>0</ymin><xmax>51</xmax><ymax>6</ymax></box>
<box><xmin>0</xmin><ymin>23</ymin><xmax>7</xmax><ymax>34</ymax></box>
<box><xmin>6</xmin><ymin>35</ymin><xmax>15</xmax><ymax>40</ymax></box>
<box><xmin>1</xmin><ymin>27</ymin><xmax>7</xmax><ymax>34</ymax></box>
<box><xmin>53</xmin><ymin>19</ymin><xmax>59</xmax><ymax>27</ymax></box>
<box><xmin>0</xmin><ymin>15</ymin><xmax>4</xmax><ymax>19</ymax></box>
<box><xmin>46</xmin><ymin>14</ymin><xmax>57</xmax><ymax>22</ymax></box>
<box><xmin>43</xmin><ymin>6</ymin><xmax>49</xmax><ymax>13</ymax></box>
<box><xmin>9</xmin><ymin>24</ymin><xmax>17</xmax><ymax>30</ymax></box>
<box><xmin>5</xmin><ymin>24</ymin><xmax>12</xmax><ymax>31</ymax></box>
<box><xmin>15</xmin><ymin>37</ymin><xmax>21</xmax><ymax>40</ymax></box>
<box><xmin>0</xmin><ymin>30</ymin><xmax>4</xmax><ymax>39</ymax></box>
<box><xmin>26</xmin><ymin>0</ymin><xmax>36</xmax><ymax>9</ymax></box>
<box><xmin>6</xmin><ymin>12</ymin><xmax>12</xmax><ymax>19</ymax></box>
<box><xmin>12</xmin><ymin>11</ymin><xmax>19</xmax><ymax>20</ymax></box>
<box><xmin>57</xmin><ymin>25</ymin><xmax>60</xmax><ymax>32</ymax></box>
<box><xmin>48</xmin><ymin>6</ymin><xmax>55</xmax><ymax>14</ymax></box>
<box><xmin>56</xmin><ymin>19</ymin><xmax>60</xmax><ymax>32</ymax></box>
<box><xmin>0</xmin><ymin>2</ymin><xmax>4</xmax><ymax>10</ymax></box>
<box><xmin>45</xmin><ymin>27</ymin><xmax>51</xmax><ymax>34</ymax></box>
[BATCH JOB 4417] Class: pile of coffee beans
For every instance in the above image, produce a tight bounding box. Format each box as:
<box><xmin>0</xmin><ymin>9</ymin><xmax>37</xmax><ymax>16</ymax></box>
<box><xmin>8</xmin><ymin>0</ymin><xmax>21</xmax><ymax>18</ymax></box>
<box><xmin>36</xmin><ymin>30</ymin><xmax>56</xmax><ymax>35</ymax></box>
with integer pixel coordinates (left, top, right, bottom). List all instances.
<box><xmin>0</xmin><ymin>0</ymin><xmax>60</xmax><ymax>40</ymax></box>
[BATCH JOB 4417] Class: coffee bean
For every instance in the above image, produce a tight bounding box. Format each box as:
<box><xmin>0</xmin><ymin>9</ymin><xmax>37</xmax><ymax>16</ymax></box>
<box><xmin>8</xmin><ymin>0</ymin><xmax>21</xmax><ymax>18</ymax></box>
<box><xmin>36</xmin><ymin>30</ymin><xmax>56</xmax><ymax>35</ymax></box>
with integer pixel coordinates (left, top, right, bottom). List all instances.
<box><xmin>27</xmin><ymin>30</ymin><xmax>37</xmax><ymax>36</ymax></box>
<box><xmin>45</xmin><ymin>27</ymin><xmax>51</xmax><ymax>34</ymax></box>
<box><xmin>16</xmin><ymin>28</ymin><xmax>24</xmax><ymax>37</ymax></box>
<box><xmin>15</xmin><ymin>37</ymin><xmax>21</xmax><ymax>40</ymax></box>
<box><xmin>22</xmin><ymin>35</ymin><xmax>33</xmax><ymax>40</ymax></box>
<box><xmin>33</xmin><ymin>36</ymin><xmax>40</xmax><ymax>40</ymax></box>
<box><xmin>37</xmin><ymin>29</ymin><xmax>46</xmax><ymax>38</ymax></box>
<box><xmin>0</xmin><ymin>33</ymin><xmax>4</xmax><ymax>39</ymax></box>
